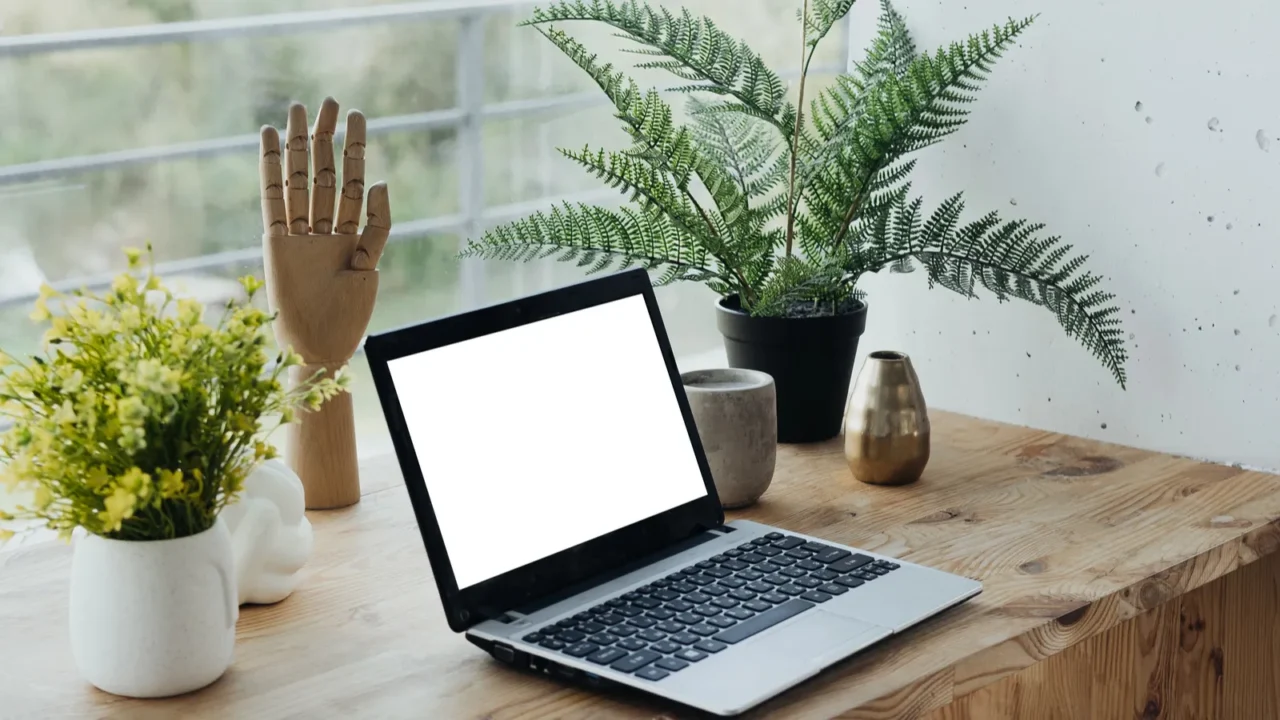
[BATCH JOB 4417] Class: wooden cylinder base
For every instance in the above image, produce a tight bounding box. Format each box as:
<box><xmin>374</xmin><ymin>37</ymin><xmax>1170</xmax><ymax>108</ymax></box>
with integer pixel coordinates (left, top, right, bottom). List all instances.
<box><xmin>286</xmin><ymin>362</ymin><xmax>360</xmax><ymax>510</ymax></box>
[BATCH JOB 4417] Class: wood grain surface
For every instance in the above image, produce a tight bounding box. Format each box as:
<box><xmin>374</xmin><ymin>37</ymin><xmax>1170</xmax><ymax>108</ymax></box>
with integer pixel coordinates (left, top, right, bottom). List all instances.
<box><xmin>3</xmin><ymin>411</ymin><xmax>1280</xmax><ymax>719</ymax></box>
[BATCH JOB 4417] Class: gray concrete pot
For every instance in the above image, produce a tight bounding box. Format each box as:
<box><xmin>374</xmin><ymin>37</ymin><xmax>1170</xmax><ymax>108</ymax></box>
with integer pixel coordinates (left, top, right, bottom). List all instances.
<box><xmin>681</xmin><ymin>368</ymin><xmax>778</xmax><ymax>508</ymax></box>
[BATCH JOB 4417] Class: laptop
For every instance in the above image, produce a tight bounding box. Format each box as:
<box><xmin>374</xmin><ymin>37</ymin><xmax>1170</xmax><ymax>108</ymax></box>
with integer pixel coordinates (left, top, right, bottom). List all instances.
<box><xmin>364</xmin><ymin>268</ymin><xmax>981</xmax><ymax>716</ymax></box>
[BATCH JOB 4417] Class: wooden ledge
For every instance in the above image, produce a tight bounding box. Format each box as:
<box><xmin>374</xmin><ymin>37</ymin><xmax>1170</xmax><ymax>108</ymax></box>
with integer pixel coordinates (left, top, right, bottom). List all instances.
<box><xmin>3</xmin><ymin>411</ymin><xmax>1279</xmax><ymax>718</ymax></box>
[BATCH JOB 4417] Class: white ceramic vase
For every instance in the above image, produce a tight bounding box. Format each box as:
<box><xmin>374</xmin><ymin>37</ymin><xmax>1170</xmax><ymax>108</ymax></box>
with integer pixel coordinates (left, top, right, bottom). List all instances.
<box><xmin>222</xmin><ymin>458</ymin><xmax>314</xmax><ymax>605</ymax></box>
<box><xmin>69</xmin><ymin>517</ymin><xmax>237</xmax><ymax>698</ymax></box>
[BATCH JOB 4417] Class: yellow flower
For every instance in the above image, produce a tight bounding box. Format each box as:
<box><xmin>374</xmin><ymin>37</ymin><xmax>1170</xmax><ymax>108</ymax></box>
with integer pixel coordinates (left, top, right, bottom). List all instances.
<box><xmin>144</xmin><ymin>274</ymin><xmax>162</xmax><ymax>292</ymax></box>
<box><xmin>111</xmin><ymin>273</ymin><xmax>136</xmax><ymax>295</ymax></box>
<box><xmin>119</xmin><ymin>305</ymin><xmax>142</xmax><ymax>331</ymax></box>
<box><xmin>33</xmin><ymin>485</ymin><xmax>53</xmax><ymax>510</ymax></box>
<box><xmin>86</xmin><ymin>466</ymin><xmax>110</xmax><ymax>491</ymax></box>
<box><xmin>38</xmin><ymin>283</ymin><xmax>59</xmax><ymax>302</ymax></box>
<box><xmin>158</xmin><ymin>469</ymin><xmax>184</xmax><ymax>499</ymax></box>
<box><xmin>117</xmin><ymin>396</ymin><xmax>148</xmax><ymax>425</ymax></box>
<box><xmin>169</xmin><ymin>333</ymin><xmax>188</xmax><ymax>354</ymax></box>
<box><xmin>239</xmin><ymin>275</ymin><xmax>264</xmax><ymax>296</ymax></box>
<box><xmin>29</xmin><ymin>297</ymin><xmax>50</xmax><ymax>322</ymax></box>
<box><xmin>100</xmin><ymin>486</ymin><xmax>137</xmax><ymax>532</ymax></box>
<box><xmin>124</xmin><ymin>247</ymin><xmax>143</xmax><ymax>269</ymax></box>
<box><xmin>0</xmin><ymin>529</ymin><xmax>14</xmax><ymax>543</ymax></box>
<box><xmin>0</xmin><ymin>351</ymin><xmax>11</xmax><ymax>367</ymax></box>
<box><xmin>52</xmin><ymin>400</ymin><xmax>77</xmax><ymax>426</ymax></box>
<box><xmin>177</xmin><ymin>299</ymin><xmax>203</xmax><ymax>326</ymax></box>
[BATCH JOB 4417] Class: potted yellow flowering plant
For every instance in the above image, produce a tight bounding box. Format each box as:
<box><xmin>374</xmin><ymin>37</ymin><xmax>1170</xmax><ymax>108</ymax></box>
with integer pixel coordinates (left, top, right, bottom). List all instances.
<box><xmin>0</xmin><ymin>248</ymin><xmax>346</xmax><ymax>698</ymax></box>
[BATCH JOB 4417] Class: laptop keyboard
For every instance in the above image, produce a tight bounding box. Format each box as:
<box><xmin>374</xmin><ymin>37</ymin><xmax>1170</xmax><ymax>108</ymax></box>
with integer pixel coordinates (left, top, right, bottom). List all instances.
<box><xmin>518</xmin><ymin>532</ymin><xmax>900</xmax><ymax>682</ymax></box>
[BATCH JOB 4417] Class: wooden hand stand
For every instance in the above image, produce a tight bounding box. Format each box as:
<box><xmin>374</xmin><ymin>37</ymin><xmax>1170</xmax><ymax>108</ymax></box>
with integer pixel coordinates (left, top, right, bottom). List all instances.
<box><xmin>259</xmin><ymin>98</ymin><xmax>391</xmax><ymax>509</ymax></box>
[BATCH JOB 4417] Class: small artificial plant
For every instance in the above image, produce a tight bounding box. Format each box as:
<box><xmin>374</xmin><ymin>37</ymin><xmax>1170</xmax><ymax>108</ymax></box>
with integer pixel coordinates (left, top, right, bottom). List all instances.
<box><xmin>0</xmin><ymin>248</ymin><xmax>347</xmax><ymax>542</ymax></box>
<box><xmin>462</xmin><ymin>0</ymin><xmax>1128</xmax><ymax>385</ymax></box>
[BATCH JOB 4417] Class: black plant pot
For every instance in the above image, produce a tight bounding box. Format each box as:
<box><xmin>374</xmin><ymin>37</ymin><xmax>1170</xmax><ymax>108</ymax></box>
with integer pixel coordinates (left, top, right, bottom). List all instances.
<box><xmin>715</xmin><ymin>296</ymin><xmax>868</xmax><ymax>444</ymax></box>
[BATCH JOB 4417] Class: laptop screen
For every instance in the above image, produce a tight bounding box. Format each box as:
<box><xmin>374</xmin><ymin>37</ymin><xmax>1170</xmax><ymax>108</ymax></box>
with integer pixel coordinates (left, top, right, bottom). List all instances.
<box><xmin>386</xmin><ymin>293</ymin><xmax>709</xmax><ymax>590</ymax></box>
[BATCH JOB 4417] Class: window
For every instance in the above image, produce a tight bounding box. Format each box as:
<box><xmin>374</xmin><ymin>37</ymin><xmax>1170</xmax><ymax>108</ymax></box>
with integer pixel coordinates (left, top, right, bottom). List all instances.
<box><xmin>0</xmin><ymin>0</ymin><xmax>849</xmax><ymax>469</ymax></box>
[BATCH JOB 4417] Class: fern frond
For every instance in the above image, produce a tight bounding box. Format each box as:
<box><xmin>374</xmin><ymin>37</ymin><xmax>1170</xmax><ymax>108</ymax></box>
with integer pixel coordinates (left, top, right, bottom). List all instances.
<box><xmin>461</xmin><ymin>202</ymin><xmax>722</xmax><ymax>282</ymax></box>
<box><xmin>525</xmin><ymin>0</ymin><xmax>794</xmax><ymax>136</ymax></box>
<box><xmin>853</xmin><ymin>191</ymin><xmax>1128</xmax><ymax>386</ymax></box>
<box><xmin>806</xmin><ymin>15</ymin><xmax>1035</xmax><ymax>251</ymax></box>
<box><xmin>805</xmin><ymin>0</ymin><xmax>857</xmax><ymax>49</ymax></box>
<box><xmin>753</xmin><ymin>255</ymin><xmax>854</xmax><ymax>317</ymax></box>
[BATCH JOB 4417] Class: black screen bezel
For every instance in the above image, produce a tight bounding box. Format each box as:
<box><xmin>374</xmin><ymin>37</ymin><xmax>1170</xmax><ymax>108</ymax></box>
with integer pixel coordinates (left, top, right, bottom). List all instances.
<box><xmin>364</xmin><ymin>268</ymin><xmax>724</xmax><ymax>633</ymax></box>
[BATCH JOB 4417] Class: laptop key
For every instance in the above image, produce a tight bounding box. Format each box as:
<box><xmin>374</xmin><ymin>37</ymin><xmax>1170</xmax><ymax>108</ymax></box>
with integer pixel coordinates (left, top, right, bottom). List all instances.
<box><xmin>615</xmin><ymin>606</ymin><xmax>642</xmax><ymax>618</ymax></box>
<box><xmin>588</xmin><ymin>647</ymin><xmax>629</xmax><ymax>665</ymax></box>
<box><xmin>696</xmin><ymin>560</ymin><xmax>715</xmax><ymax>569</ymax></box>
<box><xmin>695</xmin><ymin>639</ymin><xmax>727</xmax><ymax>654</ymax></box>
<box><xmin>598</xmin><ymin>613</ymin><xmax>625</xmax><ymax>626</ymax></box>
<box><xmin>801</xmin><ymin>541</ymin><xmax>830</xmax><ymax>553</ymax></box>
<box><xmin>711</xmin><ymin>554</ymin><xmax>728</xmax><ymax>563</ymax></box>
<box><xmin>670</xmin><ymin>632</ymin><xmax>700</xmax><ymax>645</ymax></box>
<box><xmin>771</xmin><ymin>555</ymin><xmax>797</xmax><ymax>567</ymax></box>
<box><xmin>617</xmin><ymin>637</ymin><xmax>647</xmax><ymax>651</ymax></box>
<box><xmin>761</xmin><ymin>591</ymin><xmax>789</xmax><ymax>604</ymax></box>
<box><xmin>724</xmin><ymin>548</ymin><xmax>743</xmax><ymax>558</ymax></box>
<box><xmin>765</xmin><ymin>532</ymin><xmax>784</xmax><ymax>539</ymax></box>
<box><xmin>739</xmin><ymin>552</ymin><xmax>766</xmax><ymax>564</ymax></box>
<box><xmin>711</xmin><ymin>597</ymin><xmax>738</xmax><ymax>609</ymax></box>
<box><xmin>580</xmin><ymin>621</ymin><xmax>606</xmax><ymax>634</ymax></box>
<box><xmin>540</xmin><ymin>639</ymin><xmax>566</xmax><ymax>650</ymax></box>
<box><xmin>636</xmin><ymin>666</ymin><xmax>669</xmax><ymax>681</ymax></box>
<box><xmin>627</xmin><ymin>617</ymin><xmax>657</xmax><ymax>629</ymax></box>
<box><xmin>693</xmin><ymin>606</ymin><xmax>721</xmax><ymax>617</ymax></box>
<box><xmin>612</xmin><ymin>625</ymin><xmax>638</xmax><ymax>637</ymax></box>
<box><xmin>746</xmin><ymin>580</ymin><xmax>774</xmax><ymax>593</ymax></box>
<box><xmin>670</xmin><ymin>582</ymin><xmax>697</xmax><ymax>594</ymax></box>
<box><xmin>652</xmin><ymin>589</ymin><xmax>679</xmax><ymax>602</ymax></box>
<box><xmin>828</xmin><ymin>554</ymin><xmax>874</xmax><ymax>574</ymax></box>
<box><xmin>744</xmin><ymin>600</ymin><xmax>773</xmax><ymax>612</ymax></box>
<box><xmin>701</xmin><ymin>585</ymin><xmax>729</xmax><ymax>597</ymax></box>
<box><xmin>795</xmin><ymin>577</ymin><xmax>823</xmax><ymax>589</ymax></box>
<box><xmin>632</xmin><ymin>597</ymin><xmax>661</xmax><ymax>609</ymax></box>
<box><xmin>854</xmin><ymin>571</ymin><xmax>879</xmax><ymax>581</ymax></box>
<box><xmin>675</xmin><ymin>612</ymin><xmax>701</xmax><ymax>625</ymax></box>
<box><xmin>666</xmin><ymin>600</ymin><xmax>694</xmax><ymax>613</ymax></box>
<box><xmin>713</xmin><ymin>599</ymin><xmax>814</xmax><ymax>645</ymax></box>
<box><xmin>867</xmin><ymin>566</ymin><xmax>890</xmax><ymax>575</ymax></box>
<box><xmin>834</xmin><ymin>576</ymin><xmax>864</xmax><ymax>589</ymax></box>
<box><xmin>757</xmin><ymin>546</ymin><xmax>782</xmax><ymax>557</ymax></box>
<box><xmin>756</xmin><ymin>562</ymin><xmax>781</xmax><ymax>574</ymax></box>
<box><xmin>564</xmin><ymin>642</ymin><xmax>601</xmax><ymax>657</ymax></box>
<box><xmin>650</xmin><ymin>640</ymin><xmax>682</xmax><ymax>654</ymax></box>
<box><xmin>606</xmin><ymin>598</ymin><xmax>626</xmax><ymax>608</ymax></box>
<box><xmin>737</xmin><ymin>569</ymin><xmax>765</xmax><ymax>581</ymax></box>
<box><xmin>589</xmin><ymin>633</ymin><xmax>619</xmax><ymax>645</ymax></box>
<box><xmin>637</xmin><ymin>628</ymin><xmax>666</xmax><ymax>642</ymax></box>
<box><xmin>557</xmin><ymin>630</ymin><xmax>586</xmax><ymax>642</ymax></box>
<box><xmin>720</xmin><ymin>559</ymin><xmax>749</xmax><ymax>571</ymax></box>
<box><xmin>686</xmin><ymin>575</ymin><xmax>714</xmax><ymax>587</ymax></box>
<box><xmin>588</xmin><ymin>605</ymin><xmax>610</xmax><ymax>615</ymax></box>
<box><xmin>523</xmin><ymin>632</ymin><xmax>542</xmax><ymax>643</ymax></box>
<box><xmin>718</xmin><ymin>577</ymin><xmax>747</xmax><ymax>589</ymax></box>
<box><xmin>728</xmin><ymin>588</ymin><xmax>755</xmax><ymax>601</ymax></box>
<box><xmin>780</xmin><ymin>567</ymin><xmax>807</xmax><ymax>578</ymax></box>
<box><xmin>685</xmin><ymin>592</ymin><xmax>711</xmax><ymax>604</ymax></box>
<box><xmin>737</xmin><ymin>542</ymin><xmax>758</xmax><ymax>552</ymax></box>
<box><xmin>646</xmin><ymin>609</ymin><xmax>676</xmax><ymax>621</ymax></box>
<box><xmin>555</xmin><ymin>619</ymin><xmax>576</xmax><ymax>629</ymax></box>
<box><xmin>689</xmin><ymin>624</ymin><xmax>720</xmax><ymax>637</ymax></box>
<box><xmin>797</xmin><ymin>559</ymin><xmax>823</xmax><ymax>571</ymax></box>
<box><xmin>656</xmin><ymin>621</ymin><xmax>683</xmax><ymax>634</ymax></box>
<box><xmin>610</xmin><ymin>649</ymin><xmax>661</xmax><ymax>673</ymax></box>
<box><xmin>680</xmin><ymin>567</ymin><xmax>700</xmax><ymax>576</ymax></box>
<box><xmin>752</xmin><ymin>537</ymin><xmax>774</xmax><ymax>546</ymax></box>
<box><xmin>778</xmin><ymin>584</ymin><xmax>806</xmax><ymax>596</ymax></box>
<box><xmin>814</xmin><ymin>548</ymin><xmax>852</xmax><ymax>564</ymax></box>
<box><xmin>802</xmin><ymin>590</ymin><xmax>833</xmax><ymax>603</ymax></box>
<box><xmin>772</xmin><ymin>536</ymin><xmax>806</xmax><ymax>550</ymax></box>
<box><xmin>726</xmin><ymin>607</ymin><xmax>755</xmax><ymax>620</ymax></box>
<box><xmin>656</xmin><ymin>657</ymin><xmax>689</xmax><ymax>672</ymax></box>
<box><xmin>811</xmin><ymin>569</ymin><xmax>839</xmax><ymax>582</ymax></box>
<box><xmin>703</xmin><ymin>566</ymin><xmax>731</xmax><ymax>578</ymax></box>
<box><xmin>819</xmin><ymin>583</ymin><xmax>848</xmax><ymax>595</ymax></box>
<box><xmin>707</xmin><ymin>616</ymin><xmax>737</xmax><ymax>628</ymax></box>
<box><xmin>764</xmin><ymin>574</ymin><xmax>790</xmax><ymax>586</ymax></box>
<box><xmin>784</xmin><ymin>548</ymin><xmax>813</xmax><ymax>559</ymax></box>
<box><xmin>674</xmin><ymin>648</ymin><xmax>708</xmax><ymax>663</ymax></box>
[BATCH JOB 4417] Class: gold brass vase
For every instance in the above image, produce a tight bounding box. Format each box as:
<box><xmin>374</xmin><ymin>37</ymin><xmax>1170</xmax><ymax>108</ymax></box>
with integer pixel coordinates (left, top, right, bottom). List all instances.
<box><xmin>844</xmin><ymin>351</ymin><xmax>930</xmax><ymax>486</ymax></box>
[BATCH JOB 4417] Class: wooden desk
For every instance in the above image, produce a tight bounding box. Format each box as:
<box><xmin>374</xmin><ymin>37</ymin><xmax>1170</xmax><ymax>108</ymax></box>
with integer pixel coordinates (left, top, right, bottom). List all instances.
<box><xmin>3</xmin><ymin>411</ymin><xmax>1280</xmax><ymax>719</ymax></box>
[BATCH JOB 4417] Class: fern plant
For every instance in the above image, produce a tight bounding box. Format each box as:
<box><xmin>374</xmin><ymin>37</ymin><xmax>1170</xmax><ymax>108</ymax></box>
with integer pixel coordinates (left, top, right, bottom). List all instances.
<box><xmin>461</xmin><ymin>0</ymin><xmax>1128</xmax><ymax>386</ymax></box>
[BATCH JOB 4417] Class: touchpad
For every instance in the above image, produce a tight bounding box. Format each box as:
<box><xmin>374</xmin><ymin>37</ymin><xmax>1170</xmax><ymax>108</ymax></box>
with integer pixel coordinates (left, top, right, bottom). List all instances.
<box><xmin>661</xmin><ymin>609</ymin><xmax>890</xmax><ymax>708</ymax></box>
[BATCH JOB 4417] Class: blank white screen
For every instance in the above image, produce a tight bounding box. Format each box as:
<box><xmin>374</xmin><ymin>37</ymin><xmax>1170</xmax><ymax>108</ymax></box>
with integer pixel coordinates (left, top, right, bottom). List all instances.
<box><xmin>388</xmin><ymin>294</ymin><xmax>708</xmax><ymax>589</ymax></box>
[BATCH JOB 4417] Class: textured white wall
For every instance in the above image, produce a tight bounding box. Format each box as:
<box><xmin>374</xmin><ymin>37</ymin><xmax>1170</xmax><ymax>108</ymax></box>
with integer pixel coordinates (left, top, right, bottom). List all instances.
<box><xmin>838</xmin><ymin>0</ymin><xmax>1280</xmax><ymax>469</ymax></box>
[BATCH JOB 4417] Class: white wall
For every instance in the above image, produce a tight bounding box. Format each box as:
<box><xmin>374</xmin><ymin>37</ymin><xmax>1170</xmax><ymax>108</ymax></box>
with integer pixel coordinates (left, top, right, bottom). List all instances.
<box><xmin>840</xmin><ymin>0</ymin><xmax>1280</xmax><ymax>469</ymax></box>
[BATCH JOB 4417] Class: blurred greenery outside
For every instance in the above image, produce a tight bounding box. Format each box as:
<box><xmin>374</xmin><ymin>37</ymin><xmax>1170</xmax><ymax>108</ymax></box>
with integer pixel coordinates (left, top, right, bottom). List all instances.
<box><xmin>0</xmin><ymin>0</ymin><xmax>848</xmax><ymax>504</ymax></box>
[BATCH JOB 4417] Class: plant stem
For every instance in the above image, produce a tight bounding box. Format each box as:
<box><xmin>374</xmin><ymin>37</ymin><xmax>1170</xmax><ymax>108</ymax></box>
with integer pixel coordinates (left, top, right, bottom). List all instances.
<box><xmin>687</xmin><ymin>189</ymin><xmax>757</xmax><ymax>307</ymax></box>
<box><xmin>783</xmin><ymin>0</ymin><xmax>812</xmax><ymax>257</ymax></box>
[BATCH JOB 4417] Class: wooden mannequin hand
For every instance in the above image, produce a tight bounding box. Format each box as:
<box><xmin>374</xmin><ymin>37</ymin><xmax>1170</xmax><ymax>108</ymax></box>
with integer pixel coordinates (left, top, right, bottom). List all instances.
<box><xmin>259</xmin><ymin>97</ymin><xmax>390</xmax><ymax>364</ymax></box>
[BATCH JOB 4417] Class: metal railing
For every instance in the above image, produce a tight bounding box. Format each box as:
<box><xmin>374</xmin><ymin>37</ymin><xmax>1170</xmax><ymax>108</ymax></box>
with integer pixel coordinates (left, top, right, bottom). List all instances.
<box><xmin>0</xmin><ymin>1</ymin><xmax>848</xmax><ymax>310</ymax></box>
